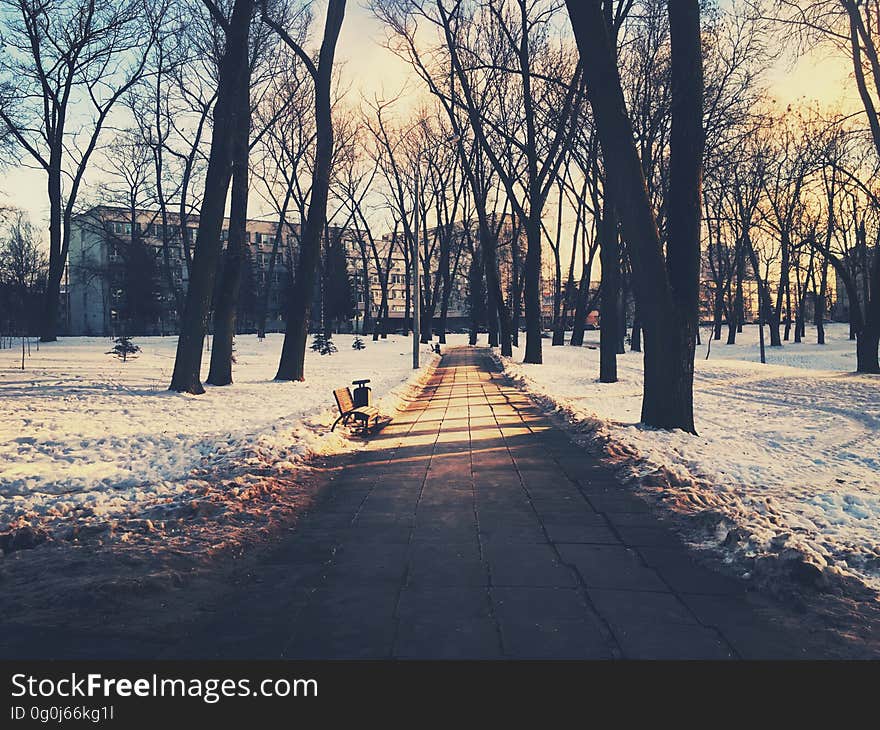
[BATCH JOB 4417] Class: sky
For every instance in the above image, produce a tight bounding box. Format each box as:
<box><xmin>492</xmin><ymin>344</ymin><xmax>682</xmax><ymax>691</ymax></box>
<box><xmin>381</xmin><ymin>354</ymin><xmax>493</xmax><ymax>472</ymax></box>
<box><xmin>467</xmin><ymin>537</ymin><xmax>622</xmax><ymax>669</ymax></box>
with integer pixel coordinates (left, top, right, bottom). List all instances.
<box><xmin>0</xmin><ymin>2</ymin><xmax>417</xmax><ymax>230</ymax></box>
<box><xmin>0</xmin><ymin>1</ymin><xmax>864</xmax><ymax>237</ymax></box>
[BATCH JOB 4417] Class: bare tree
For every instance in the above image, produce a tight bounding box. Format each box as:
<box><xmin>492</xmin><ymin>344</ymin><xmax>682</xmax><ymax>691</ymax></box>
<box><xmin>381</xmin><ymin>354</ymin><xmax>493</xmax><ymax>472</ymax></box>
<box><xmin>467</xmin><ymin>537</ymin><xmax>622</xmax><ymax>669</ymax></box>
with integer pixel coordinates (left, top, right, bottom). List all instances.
<box><xmin>251</xmin><ymin>48</ymin><xmax>315</xmax><ymax>338</ymax></box>
<box><xmin>206</xmin><ymin>5</ymin><xmax>284</xmax><ymax>386</ymax></box>
<box><xmin>772</xmin><ymin>0</ymin><xmax>880</xmax><ymax>371</ymax></box>
<box><xmin>372</xmin><ymin>0</ymin><xmax>581</xmax><ymax>358</ymax></box>
<box><xmin>262</xmin><ymin>0</ymin><xmax>346</xmax><ymax>382</ymax></box>
<box><xmin>566</xmin><ymin>0</ymin><xmax>705</xmax><ymax>432</ymax></box>
<box><xmin>0</xmin><ymin>0</ymin><xmax>161</xmax><ymax>341</ymax></box>
<box><xmin>812</xmin><ymin>119</ymin><xmax>880</xmax><ymax>372</ymax></box>
<box><xmin>169</xmin><ymin>0</ymin><xmax>256</xmax><ymax>393</ymax></box>
<box><xmin>434</xmin><ymin>0</ymin><xmax>584</xmax><ymax>364</ymax></box>
<box><xmin>0</xmin><ymin>210</ymin><xmax>48</xmax><ymax>335</ymax></box>
<box><xmin>364</xmin><ymin>98</ymin><xmax>421</xmax><ymax>336</ymax></box>
<box><xmin>124</xmin><ymin>1</ymin><xmax>217</xmax><ymax>317</ymax></box>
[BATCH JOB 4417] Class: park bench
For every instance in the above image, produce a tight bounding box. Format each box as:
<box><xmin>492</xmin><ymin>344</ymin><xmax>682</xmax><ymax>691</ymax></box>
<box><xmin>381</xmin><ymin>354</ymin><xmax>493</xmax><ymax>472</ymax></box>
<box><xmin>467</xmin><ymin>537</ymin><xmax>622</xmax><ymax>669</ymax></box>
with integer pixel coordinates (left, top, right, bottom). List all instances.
<box><xmin>331</xmin><ymin>385</ymin><xmax>381</xmax><ymax>433</ymax></box>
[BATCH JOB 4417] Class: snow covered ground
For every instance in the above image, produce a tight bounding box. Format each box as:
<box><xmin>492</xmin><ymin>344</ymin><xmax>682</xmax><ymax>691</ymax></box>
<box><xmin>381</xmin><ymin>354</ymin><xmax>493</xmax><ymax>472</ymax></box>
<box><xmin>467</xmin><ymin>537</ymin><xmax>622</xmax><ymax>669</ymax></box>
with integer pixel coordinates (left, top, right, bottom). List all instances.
<box><xmin>0</xmin><ymin>333</ymin><xmax>434</xmax><ymax>542</ymax></box>
<box><xmin>4</xmin><ymin>323</ymin><xmax>878</xmax><ymax>598</ymax></box>
<box><xmin>499</xmin><ymin>323</ymin><xmax>880</xmax><ymax>594</ymax></box>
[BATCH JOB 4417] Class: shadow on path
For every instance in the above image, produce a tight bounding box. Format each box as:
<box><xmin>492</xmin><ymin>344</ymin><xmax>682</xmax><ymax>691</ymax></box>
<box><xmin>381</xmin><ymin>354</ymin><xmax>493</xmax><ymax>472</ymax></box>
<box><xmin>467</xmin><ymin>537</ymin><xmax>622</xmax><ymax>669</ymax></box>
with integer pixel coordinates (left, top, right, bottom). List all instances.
<box><xmin>162</xmin><ymin>347</ymin><xmax>873</xmax><ymax>659</ymax></box>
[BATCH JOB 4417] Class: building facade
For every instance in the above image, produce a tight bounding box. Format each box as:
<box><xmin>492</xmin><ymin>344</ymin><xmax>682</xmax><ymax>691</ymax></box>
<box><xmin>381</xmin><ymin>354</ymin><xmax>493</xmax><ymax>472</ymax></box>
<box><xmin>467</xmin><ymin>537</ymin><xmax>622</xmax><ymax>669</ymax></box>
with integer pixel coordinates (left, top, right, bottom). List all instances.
<box><xmin>68</xmin><ymin>205</ymin><xmax>603</xmax><ymax>339</ymax></box>
<box><xmin>833</xmin><ymin>245</ymin><xmax>875</xmax><ymax>323</ymax></box>
<box><xmin>68</xmin><ymin>206</ymin><xmax>296</xmax><ymax>336</ymax></box>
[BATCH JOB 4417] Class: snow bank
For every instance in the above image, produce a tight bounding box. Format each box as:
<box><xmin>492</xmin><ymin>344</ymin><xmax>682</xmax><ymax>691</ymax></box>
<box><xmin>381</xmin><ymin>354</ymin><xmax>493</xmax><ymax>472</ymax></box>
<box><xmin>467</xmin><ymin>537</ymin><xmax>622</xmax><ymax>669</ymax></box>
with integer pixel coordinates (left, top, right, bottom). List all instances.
<box><xmin>0</xmin><ymin>334</ymin><xmax>436</xmax><ymax>539</ymax></box>
<box><xmin>498</xmin><ymin>324</ymin><xmax>880</xmax><ymax>595</ymax></box>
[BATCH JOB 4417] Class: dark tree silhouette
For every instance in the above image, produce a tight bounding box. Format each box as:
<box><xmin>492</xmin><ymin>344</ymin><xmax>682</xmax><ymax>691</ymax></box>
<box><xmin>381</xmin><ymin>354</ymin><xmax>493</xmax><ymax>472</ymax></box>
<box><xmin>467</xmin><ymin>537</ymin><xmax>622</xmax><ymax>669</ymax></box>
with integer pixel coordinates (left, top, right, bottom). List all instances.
<box><xmin>323</xmin><ymin>231</ymin><xmax>355</xmax><ymax>331</ymax></box>
<box><xmin>565</xmin><ymin>0</ymin><xmax>705</xmax><ymax>432</ymax></box>
<box><xmin>0</xmin><ymin>0</ymin><xmax>159</xmax><ymax>342</ymax></box>
<box><xmin>262</xmin><ymin>0</ymin><xmax>346</xmax><ymax>381</ymax></box>
<box><xmin>169</xmin><ymin>0</ymin><xmax>256</xmax><ymax>393</ymax></box>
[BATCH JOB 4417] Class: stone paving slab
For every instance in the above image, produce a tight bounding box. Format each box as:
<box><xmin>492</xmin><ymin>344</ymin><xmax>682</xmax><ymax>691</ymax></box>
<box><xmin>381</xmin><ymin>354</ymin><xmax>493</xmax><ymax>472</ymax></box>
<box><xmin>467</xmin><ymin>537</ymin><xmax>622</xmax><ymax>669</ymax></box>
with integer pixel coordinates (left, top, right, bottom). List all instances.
<box><xmin>163</xmin><ymin>346</ymin><xmax>871</xmax><ymax>660</ymax></box>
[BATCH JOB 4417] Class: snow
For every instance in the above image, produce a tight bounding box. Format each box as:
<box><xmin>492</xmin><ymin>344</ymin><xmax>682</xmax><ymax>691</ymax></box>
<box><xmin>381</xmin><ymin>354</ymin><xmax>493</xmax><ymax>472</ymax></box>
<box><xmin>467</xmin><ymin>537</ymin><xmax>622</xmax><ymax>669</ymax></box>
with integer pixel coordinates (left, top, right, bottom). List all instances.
<box><xmin>0</xmin><ymin>334</ymin><xmax>435</xmax><ymax>539</ymax></box>
<box><xmin>4</xmin><ymin>322</ymin><xmax>878</xmax><ymax>597</ymax></box>
<box><xmin>498</xmin><ymin>324</ymin><xmax>880</xmax><ymax>594</ymax></box>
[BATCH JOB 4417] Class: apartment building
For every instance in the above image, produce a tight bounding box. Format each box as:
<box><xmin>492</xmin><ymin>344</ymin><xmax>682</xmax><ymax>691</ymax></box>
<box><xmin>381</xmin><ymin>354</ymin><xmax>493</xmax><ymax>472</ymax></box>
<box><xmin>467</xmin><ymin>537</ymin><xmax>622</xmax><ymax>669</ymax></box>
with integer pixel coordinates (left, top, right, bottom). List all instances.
<box><xmin>68</xmin><ymin>206</ymin><xmax>295</xmax><ymax>336</ymax></box>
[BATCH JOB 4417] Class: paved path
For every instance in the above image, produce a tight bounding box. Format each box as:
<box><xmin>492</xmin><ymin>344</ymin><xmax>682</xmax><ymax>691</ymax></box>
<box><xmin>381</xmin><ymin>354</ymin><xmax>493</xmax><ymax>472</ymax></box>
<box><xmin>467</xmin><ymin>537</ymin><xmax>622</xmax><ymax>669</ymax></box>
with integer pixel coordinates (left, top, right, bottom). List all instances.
<box><xmin>170</xmin><ymin>347</ymin><xmax>855</xmax><ymax>660</ymax></box>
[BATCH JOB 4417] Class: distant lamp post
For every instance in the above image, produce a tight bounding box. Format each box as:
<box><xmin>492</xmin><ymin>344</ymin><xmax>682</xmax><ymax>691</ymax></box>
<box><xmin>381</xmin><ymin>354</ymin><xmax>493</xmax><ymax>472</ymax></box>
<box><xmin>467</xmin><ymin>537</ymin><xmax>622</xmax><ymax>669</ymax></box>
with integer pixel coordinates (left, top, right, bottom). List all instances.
<box><xmin>412</xmin><ymin>132</ymin><xmax>460</xmax><ymax>369</ymax></box>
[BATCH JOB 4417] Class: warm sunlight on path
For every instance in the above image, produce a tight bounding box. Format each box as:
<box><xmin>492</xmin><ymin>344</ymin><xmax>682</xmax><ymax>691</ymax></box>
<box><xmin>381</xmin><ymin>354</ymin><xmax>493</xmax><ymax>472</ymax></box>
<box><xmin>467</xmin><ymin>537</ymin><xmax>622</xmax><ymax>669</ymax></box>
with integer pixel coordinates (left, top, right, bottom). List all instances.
<box><xmin>159</xmin><ymin>347</ymin><xmax>870</xmax><ymax>660</ymax></box>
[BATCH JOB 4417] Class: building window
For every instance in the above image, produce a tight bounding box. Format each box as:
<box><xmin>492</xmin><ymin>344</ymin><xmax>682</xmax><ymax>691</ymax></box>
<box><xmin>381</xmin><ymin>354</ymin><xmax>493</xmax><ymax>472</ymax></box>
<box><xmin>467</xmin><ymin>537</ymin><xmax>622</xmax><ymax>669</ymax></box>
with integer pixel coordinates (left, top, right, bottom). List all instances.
<box><xmin>111</xmin><ymin>221</ymin><xmax>133</xmax><ymax>236</ymax></box>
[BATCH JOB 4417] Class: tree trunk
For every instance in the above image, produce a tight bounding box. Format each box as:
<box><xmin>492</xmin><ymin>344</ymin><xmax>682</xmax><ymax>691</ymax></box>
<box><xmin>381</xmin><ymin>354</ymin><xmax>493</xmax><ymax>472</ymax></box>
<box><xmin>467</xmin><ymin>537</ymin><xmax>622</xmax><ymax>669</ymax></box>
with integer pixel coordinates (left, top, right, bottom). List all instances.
<box><xmin>257</xmin><ymin>195</ymin><xmax>291</xmax><ymax>339</ymax></box>
<box><xmin>617</xmin><ymin>270</ymin><xmax>628</xmax><ymax>354</ymax></box>
<box><xmin>768</xmin><ymin>264</ymin><xmax>783</xmax><ymax>346</ymax></box>
<box><xmin>437</xmin><ymin>299</ymin><xmax>449</xmax><ymax>344</ymax></box>
<box><xmin>570</xmin><ymin>245</ymin><xmax>597</xmax><ymax>347</ymax></box>
<box><xmin>726</xmin><ymin>313</ymin><xmax>737</xmax><ymax>345</ymax></box>
<box><xmin>42</xmin><ymin>256</ymin><xmax>64</xmax><ymax>343</ymax></box>
<box><xmin>155</xmin><ymin>157</ymin><xmax>185</xmax><ymax>322</ymax></box>
<box><xmin>207</xmin><ymin>53</ymin><xmax>252</xmax><ymax>386</ymax></box>
<box><xmin>511</xmin><ymin>231</ymin><xmax>523</xmax><ymax>348</ymax></box>
<box><xmin>420</xmin><ymin>269</ymin><xmax>437</xmax><ymax>345</ymax></box>
<box><xmin>522</xmin><ymin>217</ymin><xmax>543</xmax><ymax>363</ymax></box>
<box><xmin>373</xmin><ymin>289</ymin><xmax>390</xmax><ymax>341</ymax></box>
<box><xmin>511</xmin><ymin>274</ymin><xmax>523</xmax><ymax>347</ymax></box>
<box><xmin>728</xmin><ymin>247</ymin><xmax>742</xmax><ymax>343</ymax></box>
<box><xmin>565</xmin><ymin>0</ymin><xmax>703</xmax><ymax>432</ymax></box>
<box><xmin>712</xmin><ymin>285</ymin><xmax>724</xmax><ymax>340</ymax></box>
<box><xmin>436</xmin><ymin>243</ymin><xmax>451</xmax><ymax>345</ymax></box>
<box><xmin>402</xmin><ymin>246</ymin><xmax>411</xmax><ymax>336</ymax></box>
<box><xmin>40</xmin><ymin>150</ymin><xmax>64</xmax><ymax>342</ymax></box>
<box><xmin>275</xmin><ymin>1</ymin><xmax>345</xmax><ymax>381</ymax></box>
<box><xmin>816</xmin><ymin>256</ymin><xmax>828</xmax><ymax>345</ymax></box>
<box><xmin>487</xmin><ymin>295</ymin><xmax>499</xmax><ymax>347</ymax></box>
<box><xmin>206</xmin><ymin>163</ymin><xmax>248</xmax><ymax>382</ymax></box>
<box><xmin>481</xmin><ymin>221</ymin><xmax>513</xmax><ymax>356</ymax></box>
<box><xmin>468</xmin><ymin>245</ymin><xmax>483</xmax><ymax>346</ymax></box>
<box><xmin>794</xmin><ymin>264</ymin><xmax>806</xmax><ymax>344</ymax></box>
<box><xmin>569</xmin><ymin>276</ymin><xmax>591</xmax><ymax>347</ymax></box>
<box><xmin>599</xmin><ymin>204</ymin><xmax>619</xmax><ymax>383</ymax></box>
<box><xmin>859</xmin><ymin>241</ymin><xmax>880</xmax><ymax>372</ymax></box>
<box><xmin>745</xmin><ymin>233</ymin><xmax>780</xmax><ymax>348</ymax></box>
<box><xmin>767</xmin><ymin>311</ymin><xmax>782</xmax><ymax>346</ymax></box>
<box><xmin>551</xmin><ymin>186</ymin><xmax>565</xmax><ymax>346</ymax></box>
<box><xmin>169</xmin><ymin>0</ymin><xmax>253</xmax><ymax>394</ymax></box>
<box><xmin>421</xmin><ymin>307</ymin><xmax>435</xmax><ymax>343</ymax></box>
<box><xmin>631</xmin><ymin>307</ymin><xmax>642</xmax><ymax>352</ymax></box>
<box><xmin>360</xmin><ymin>256</ymin><xmax>371</xmax><ymax>336</ymax></box>
<box><xmin>783</xmin><ymin>277</ymin><xmax>792</xmax><ymax>341</ymax></box>
<box><xmin>857</xmin><ymin>326</ymin><xmax>880</xmax><ymax>373</ymax></box>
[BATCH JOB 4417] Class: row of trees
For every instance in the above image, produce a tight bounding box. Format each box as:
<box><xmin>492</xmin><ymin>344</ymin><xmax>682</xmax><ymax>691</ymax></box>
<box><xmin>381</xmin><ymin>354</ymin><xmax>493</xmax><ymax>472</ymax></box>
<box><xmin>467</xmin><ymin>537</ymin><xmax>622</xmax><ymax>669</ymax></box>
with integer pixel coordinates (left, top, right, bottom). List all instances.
<box><xmin>0</xmin><ymin>210</ymin><xmax>47</xmax><ymax>336</ymax></box>
<box><xmin>1</xmin><ymin>0</ymin><xmax>878</xmax><ymax>433</ymax></box>
<box><xmin>703</xmin><ymin>107</ymin><xmax>878</xmax><ymax>368</ymax></box>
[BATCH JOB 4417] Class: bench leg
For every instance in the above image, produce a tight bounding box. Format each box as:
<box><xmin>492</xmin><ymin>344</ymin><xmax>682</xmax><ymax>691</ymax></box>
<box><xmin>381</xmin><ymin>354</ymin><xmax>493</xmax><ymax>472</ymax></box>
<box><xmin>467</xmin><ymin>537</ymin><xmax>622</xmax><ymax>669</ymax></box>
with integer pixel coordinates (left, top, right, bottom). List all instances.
<box><xmin>331</xmin><ymin>414</ymin><xmax>346</xmax><ymax>432</ymax></box>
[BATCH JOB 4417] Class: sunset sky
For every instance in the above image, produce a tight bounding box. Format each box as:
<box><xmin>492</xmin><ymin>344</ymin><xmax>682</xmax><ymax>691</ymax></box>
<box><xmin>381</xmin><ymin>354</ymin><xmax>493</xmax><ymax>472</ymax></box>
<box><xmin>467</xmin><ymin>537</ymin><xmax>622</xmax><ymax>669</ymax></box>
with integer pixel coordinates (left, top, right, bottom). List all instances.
<box><xmin>0</xmin><ymin>2</ymin><xmax>864</xmax><ymax>235</ymax></box>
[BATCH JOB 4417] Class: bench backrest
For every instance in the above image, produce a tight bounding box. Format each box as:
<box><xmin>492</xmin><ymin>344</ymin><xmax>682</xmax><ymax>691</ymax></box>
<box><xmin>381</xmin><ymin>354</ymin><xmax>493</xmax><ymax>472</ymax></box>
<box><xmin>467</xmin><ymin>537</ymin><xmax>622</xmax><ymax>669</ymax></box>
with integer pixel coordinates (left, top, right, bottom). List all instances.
<box><xmin>333</xmin><ymin>387</ymin><xmax>355</xmax><ymax>415</ymax></box>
